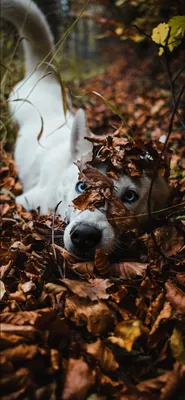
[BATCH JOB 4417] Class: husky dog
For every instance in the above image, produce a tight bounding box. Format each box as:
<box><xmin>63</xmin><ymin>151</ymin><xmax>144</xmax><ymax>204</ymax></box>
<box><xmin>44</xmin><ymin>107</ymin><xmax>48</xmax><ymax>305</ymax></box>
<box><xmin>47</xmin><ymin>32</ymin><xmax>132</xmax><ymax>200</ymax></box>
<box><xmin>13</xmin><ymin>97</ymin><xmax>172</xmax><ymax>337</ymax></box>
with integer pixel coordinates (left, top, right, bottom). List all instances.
<box><xmin>1</xmin><ymin>0</ymin><xmax>169</xmax><ymax>259</ymax></box>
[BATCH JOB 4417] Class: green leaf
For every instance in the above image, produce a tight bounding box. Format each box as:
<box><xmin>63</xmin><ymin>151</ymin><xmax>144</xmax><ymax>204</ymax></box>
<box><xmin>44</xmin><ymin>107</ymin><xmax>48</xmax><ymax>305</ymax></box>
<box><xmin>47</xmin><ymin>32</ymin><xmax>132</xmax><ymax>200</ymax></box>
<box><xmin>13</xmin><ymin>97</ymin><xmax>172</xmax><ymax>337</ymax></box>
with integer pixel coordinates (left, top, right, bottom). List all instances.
<box><xmin>168</xmin><ymin>15</ymin><xmax>185</xmax><ymax>52</ymax></box>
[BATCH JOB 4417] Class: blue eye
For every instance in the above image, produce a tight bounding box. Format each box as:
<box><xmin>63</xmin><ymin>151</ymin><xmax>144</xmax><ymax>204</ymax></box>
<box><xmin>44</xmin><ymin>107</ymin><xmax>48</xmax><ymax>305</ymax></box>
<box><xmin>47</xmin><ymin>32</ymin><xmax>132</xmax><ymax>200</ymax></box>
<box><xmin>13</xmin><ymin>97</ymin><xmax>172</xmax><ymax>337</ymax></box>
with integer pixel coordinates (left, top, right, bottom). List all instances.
<box><xmin>76</xmin><ymin>181</ymin><xmax>87</xmax><ymax>193</ymax></box>
<box><xmin>122</xmin><ymin>190</ymin><xmax>139</xmax><ymax>203</ymax></box>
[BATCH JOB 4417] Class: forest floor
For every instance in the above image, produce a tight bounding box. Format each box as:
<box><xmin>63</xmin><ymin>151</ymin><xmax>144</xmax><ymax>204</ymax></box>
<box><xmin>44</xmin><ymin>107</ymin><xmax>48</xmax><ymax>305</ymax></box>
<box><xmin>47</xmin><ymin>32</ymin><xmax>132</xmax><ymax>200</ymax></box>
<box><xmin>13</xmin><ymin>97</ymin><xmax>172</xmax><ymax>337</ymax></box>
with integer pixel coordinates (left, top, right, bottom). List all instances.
<box><xmin>1</xmin><ymin>43</ymin><xmax>185</xmax><ymax>399</ymax></box>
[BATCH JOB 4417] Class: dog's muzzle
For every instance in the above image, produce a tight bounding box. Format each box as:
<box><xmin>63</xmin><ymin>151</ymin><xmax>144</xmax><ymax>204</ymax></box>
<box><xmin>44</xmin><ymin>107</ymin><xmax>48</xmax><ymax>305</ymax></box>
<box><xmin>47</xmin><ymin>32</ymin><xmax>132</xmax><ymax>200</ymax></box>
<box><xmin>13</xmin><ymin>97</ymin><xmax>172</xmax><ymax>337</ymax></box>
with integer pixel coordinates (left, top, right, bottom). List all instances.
<box><xmin>70</xmin><ymin>223</ymin><xmax>102</xmax><ymax>257</ymax></box>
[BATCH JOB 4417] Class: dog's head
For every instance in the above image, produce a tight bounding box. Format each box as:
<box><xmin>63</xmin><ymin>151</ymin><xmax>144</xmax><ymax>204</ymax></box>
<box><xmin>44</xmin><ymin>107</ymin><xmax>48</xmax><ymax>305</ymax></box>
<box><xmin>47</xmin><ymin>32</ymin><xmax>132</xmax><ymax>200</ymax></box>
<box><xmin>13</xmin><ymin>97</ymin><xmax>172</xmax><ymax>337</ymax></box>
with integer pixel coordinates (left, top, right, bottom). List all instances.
<box><xmin>57</xmin><ymin>109</ymin><xmax>170</xmax><ymax>259</ymax></box>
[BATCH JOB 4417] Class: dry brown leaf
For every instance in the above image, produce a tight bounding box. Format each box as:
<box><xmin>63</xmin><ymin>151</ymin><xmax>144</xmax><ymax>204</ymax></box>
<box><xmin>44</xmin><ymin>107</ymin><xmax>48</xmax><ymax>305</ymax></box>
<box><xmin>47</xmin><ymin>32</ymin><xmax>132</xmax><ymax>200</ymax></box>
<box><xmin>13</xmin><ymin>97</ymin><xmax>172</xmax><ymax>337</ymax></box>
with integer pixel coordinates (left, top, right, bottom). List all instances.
<box><xmin>0</xmin><ymin>367</ymin><xmax>32</xmax><ymax>398</ymax></box>
<box><xmin>45</xmin><ymin>282</ymin><xmax>67</xmax><ymax>295</ymax></box>
<box><xmin>63</xmin><ymin>278</ymin><xmax>113</xmax><ymax>301</ymax></box>
<box><xmin>2</xmin><ymin>343</ymin><xmax>45</xmax><ymax>363</ymax></box>
<box><xmin>160</xmin><ymin>362</ymin><xmax>185</xmax><ymax>400</ymax></box>
<box><xmin>95</xmin><ymin>249</ymin><xmax>110</xmax><ymax>276</ymax></box>
<box><xmin>54</xmin><ymin>244</ymin><xmax>78</xmax><ymax>264</ymax></box>
<box><xmin>71</xmin><ymin>261</ymin><xmax>95</xmax><ymax>279</ymax></box>
<box><xmin>111</xmin><ymin>262</ymin><xmax>147</xmax><ymax>279</ymax></box>
<box><xmin>0</xmin><ymin>281</ymin><xmax>6</xmax><ymax>300</ymax></box>
<box><xmin>65</xmin><ymin>295</ymin><xmax>115</xmax><ymax>335</ymax></box>
<box><xmin>108</xmin><ymin>320</ymin><xmax>148</xmax><ymax>352</ymax></box>
<box><xmin>98</xmin><ymin>372</ymin><xmax>124</xmax><ymax>395</ymax></box>
<box><xmin>148</xmin><ymin>301</ymin><xmax>172</xmax><ymax>347</ymax></box>
<box><xmin>165</xmin><ymin>281</ymin><xmax>185</xmax><ymax>315</ymax></box>
<box><xmin>86</xmin><ymin>338</ymin><xmax>119</xmax><ymax>373</ymax></box>
<box><xmin>62</xmin><ymin>358</ymin><xmax>95</xmax><ymax>400</ymax></box>
<box><xmin>21</xmin><ymin>280</ymin><xmax>36</xmax><ymax>293</ymax></box>
<box><xmin>136</xmin><ymin>371</ymin><xmax>171</xmax><ymax>396</ymax></box>
<box><xmin>0</xmin><ymin>261</ymin><xmax>13</xmax><ymax>280</ymax></box>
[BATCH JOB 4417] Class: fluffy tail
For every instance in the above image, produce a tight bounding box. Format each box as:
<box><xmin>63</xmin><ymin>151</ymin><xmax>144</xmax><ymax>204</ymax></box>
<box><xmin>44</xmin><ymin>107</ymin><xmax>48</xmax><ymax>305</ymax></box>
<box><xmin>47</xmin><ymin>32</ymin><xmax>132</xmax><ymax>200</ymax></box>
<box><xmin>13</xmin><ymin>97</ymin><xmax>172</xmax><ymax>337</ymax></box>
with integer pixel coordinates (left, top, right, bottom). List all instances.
<box><xmin>1</xmin><ymin>0</ymin><xmax>54</xmax><ymax>74</ymax></box>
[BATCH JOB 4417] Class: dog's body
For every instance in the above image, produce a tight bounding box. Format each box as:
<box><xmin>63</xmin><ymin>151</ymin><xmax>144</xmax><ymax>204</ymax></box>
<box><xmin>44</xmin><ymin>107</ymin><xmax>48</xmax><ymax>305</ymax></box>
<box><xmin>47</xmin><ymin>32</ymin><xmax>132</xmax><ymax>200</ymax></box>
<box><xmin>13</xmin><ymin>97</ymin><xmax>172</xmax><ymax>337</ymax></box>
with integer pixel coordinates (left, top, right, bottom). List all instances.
<box><xmin>1</xmin><ymin>0</ymin><xmax>170</xmax><ymax>259</ymax></box>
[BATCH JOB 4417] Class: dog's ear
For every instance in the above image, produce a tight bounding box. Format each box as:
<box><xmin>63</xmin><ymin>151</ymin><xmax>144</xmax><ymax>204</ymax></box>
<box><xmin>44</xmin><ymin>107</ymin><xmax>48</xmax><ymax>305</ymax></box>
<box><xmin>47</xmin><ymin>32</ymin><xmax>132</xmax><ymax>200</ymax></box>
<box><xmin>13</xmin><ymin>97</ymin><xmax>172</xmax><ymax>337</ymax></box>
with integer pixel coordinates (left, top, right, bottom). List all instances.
<box><xmin>70</xmin><ymin>109</ymin><xmax>92</xmax><ymax>161</ymax></box>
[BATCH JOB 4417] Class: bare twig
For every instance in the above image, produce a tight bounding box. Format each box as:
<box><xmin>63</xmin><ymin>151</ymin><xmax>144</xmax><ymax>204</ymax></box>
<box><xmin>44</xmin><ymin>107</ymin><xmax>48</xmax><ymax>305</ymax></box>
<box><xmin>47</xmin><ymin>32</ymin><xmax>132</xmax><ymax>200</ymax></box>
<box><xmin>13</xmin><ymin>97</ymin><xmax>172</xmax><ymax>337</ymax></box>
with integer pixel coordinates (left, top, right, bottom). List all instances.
<box><xmin>173</xmin><ymin>64</ymin><xmax>185</xmax><ymax>83</ymax></box>
<box><xmin>51</xmin><ymin>200</ymin><xmax>63</xmax><ymax>278</ymax></box>
<box><xmin>147</xmin><ymin>83</ymin><xmax>185</xmax><ymax>261</ymax></box>
<box><xmin>164</xmin><ymin>49</ymin><xmax>185</xmax><ymax>131</ymax></box>
<box><xmin>131</xmin><ymin>24</ymin><xmax>154</xmax><ymax>42</ymax></box>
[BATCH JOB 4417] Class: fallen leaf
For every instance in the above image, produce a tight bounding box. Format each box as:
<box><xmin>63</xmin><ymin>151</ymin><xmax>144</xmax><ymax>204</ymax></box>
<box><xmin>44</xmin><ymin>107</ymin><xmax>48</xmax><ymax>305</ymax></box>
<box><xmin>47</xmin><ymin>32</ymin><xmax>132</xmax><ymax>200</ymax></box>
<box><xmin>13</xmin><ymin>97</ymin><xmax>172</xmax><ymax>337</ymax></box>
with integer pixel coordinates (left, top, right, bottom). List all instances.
<box><xmin>95</xmin><ymin>249</ymin><xmax>110</xmax><ymax>276</ymax></box>
<box><xmin>0</xmin><ymin>281</ymin><xmax>6</xmax><ymax>300</ymax></box>
<box><xmin>148</xmin><ymin>302</ymin><xmax>172</xmax><ymax>347</ymax></box>
<box><xmin>165</xmin><ymin>281</ymin><xmax>185</xmax><ymax>315</ymax></box>
<box><xmin>108</xmin><ymin>320</ymin><xmax>148</xmax><ymax>352</ymax></box>
<box><xmin>63</xmin><ymin>278</ymin><xmax>113</xmax><ymax>301</ymax></box>
<box><xmin>170</xmin><ymin>328</ymin><xmax>185</xmax><ymax>365</ymax></box>
<box><xmin>111</xmin><ymin>262</ymin><xmax>147</xmax><ymax>279</ymax></box>
<box><xmin>65</xmin><ymin>295</ymin><xmax>115</xmax><ymax>335</ymax></box>
<box><xmin>86</xmin><ymin>338</ymin><xmax>119</xmax><ymax>373</ymax></box>
<box><xmin>62</xmin><ymin>358</ymin><xmax>95</xmax><ymax>400</ymax></box>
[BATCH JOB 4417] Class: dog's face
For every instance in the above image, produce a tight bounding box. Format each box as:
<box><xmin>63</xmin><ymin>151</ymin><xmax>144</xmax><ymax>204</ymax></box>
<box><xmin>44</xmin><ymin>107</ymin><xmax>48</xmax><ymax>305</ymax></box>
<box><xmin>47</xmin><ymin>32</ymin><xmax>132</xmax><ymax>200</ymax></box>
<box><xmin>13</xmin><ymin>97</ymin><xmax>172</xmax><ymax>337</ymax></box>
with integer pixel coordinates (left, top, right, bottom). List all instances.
<box><xmin>57</xmin><ymin>110</ymin><xmax>170</xmax><ymax>259</ymax></box>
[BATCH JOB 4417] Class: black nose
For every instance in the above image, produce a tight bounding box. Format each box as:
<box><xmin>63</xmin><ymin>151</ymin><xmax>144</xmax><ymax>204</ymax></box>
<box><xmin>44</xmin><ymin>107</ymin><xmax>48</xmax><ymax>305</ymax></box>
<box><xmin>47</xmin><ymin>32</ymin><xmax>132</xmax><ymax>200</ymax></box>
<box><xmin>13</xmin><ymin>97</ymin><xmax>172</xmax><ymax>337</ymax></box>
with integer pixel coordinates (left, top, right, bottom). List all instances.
<box><xmin>70</xmin><ymin>224</ymin><xmax>102</xmax><ymax>250</ymax></box>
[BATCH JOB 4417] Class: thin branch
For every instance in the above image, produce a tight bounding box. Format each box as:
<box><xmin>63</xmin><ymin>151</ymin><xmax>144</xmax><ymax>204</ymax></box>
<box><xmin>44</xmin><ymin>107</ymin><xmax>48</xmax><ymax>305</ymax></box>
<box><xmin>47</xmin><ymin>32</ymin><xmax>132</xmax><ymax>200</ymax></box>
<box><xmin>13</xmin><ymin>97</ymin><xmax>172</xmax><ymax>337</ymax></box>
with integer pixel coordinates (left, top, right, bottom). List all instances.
<box><xmin>131</xmin><ymin>24</ymin><xmax>154</xmax><ymax>42</ymax></box>
<box><xmin>164</xmin><ymin>49</ymin><xmax>185</xmax><ymax>131</ymax></box>
<box><xmin>106</xmin><ymin>201</ymin><xmax>185</xmax><ymax>222</ymax></box>
<box><xmin>173</xmin><ymin>64</ymin><xmax>185</xmax><ymax>83</ymax></box>
<box><xmin>51</xmin><ymin>200</ymin><xmax>63</xmax><ymax>278</ymax></box>
<box><xmin>147</xmin><ymin>83</ymin><xmax>185</xmax><ymax>261</ymax></box>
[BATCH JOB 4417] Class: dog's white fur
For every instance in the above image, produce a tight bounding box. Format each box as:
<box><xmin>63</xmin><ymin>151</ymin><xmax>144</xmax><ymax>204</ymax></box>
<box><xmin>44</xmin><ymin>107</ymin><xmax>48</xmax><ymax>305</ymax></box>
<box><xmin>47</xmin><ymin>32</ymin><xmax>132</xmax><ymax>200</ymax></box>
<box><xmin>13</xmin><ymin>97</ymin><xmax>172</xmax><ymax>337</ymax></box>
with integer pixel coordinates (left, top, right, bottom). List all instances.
<box><xmin>1</xmin><ymin>0</ymin><xmax>170</xmax><ymax>258</ymax></box>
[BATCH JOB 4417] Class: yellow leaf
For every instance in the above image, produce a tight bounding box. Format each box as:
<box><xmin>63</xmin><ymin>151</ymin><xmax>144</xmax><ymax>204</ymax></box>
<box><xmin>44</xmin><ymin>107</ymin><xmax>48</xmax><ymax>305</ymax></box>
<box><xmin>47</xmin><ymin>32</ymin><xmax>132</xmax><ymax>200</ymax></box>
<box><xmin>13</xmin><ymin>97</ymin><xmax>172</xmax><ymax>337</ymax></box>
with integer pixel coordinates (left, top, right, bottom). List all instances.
<box><xmin>115</xmin><ymin>26</ymin><xmax>124</xmax><ymax>36</ymax></box>
<box><xmin>0</xmin><ymin>280</ymin><xmax>6</xmax><ymax>300</ymax></box>
<box><xmin>159</xmin><ymin>47</ymin><xmax>164</xmax><ymax>56</ymax></box>
<box><xmin>170</xmin><ymin>328</ymin><xmax>185</xmax><ymax>365</ymax></box>
<box><xmin>108</xmin><ymin>320</ymin><xmax>148</xmax><ymax>352</ymax></box>
<box><xmin>152</xmin><ymin>23</ymin><xmax>169</xmax><ymax>56</ymax></box>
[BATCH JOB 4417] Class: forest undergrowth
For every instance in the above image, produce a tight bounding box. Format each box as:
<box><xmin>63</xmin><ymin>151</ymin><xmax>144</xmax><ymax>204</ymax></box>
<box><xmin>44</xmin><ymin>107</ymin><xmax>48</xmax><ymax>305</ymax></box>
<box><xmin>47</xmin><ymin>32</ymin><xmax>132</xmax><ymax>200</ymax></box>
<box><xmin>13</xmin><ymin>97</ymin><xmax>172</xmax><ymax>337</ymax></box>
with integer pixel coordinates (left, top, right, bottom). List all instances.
<box><xmin>0</xmin><ymin>20</ymin><xmax>185</xmax><ymax>400</ymax></box>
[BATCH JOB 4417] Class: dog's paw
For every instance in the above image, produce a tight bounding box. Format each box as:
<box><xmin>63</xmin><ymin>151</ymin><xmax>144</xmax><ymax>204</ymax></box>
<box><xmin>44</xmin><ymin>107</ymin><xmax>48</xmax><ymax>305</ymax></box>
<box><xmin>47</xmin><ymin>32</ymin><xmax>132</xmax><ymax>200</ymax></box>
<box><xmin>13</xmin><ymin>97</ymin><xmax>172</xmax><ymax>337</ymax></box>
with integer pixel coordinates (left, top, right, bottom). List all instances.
<box><xmin>16</xmin><ymin>188</ymin><xmax>49</xmax><ymax>213</ymax></box>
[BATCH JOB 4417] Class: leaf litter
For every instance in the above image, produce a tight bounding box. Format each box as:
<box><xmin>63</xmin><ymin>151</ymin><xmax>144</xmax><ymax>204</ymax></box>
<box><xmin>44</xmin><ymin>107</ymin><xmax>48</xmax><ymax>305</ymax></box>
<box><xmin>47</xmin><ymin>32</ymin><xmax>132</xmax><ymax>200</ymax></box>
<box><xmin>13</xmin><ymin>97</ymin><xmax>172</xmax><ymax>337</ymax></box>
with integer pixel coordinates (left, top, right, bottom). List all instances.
<box><xmin>1</xmin><ymin>59</ymin><xmax>185</xmax><ymax>400</ymax></box>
